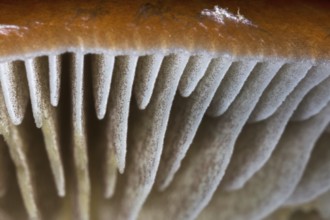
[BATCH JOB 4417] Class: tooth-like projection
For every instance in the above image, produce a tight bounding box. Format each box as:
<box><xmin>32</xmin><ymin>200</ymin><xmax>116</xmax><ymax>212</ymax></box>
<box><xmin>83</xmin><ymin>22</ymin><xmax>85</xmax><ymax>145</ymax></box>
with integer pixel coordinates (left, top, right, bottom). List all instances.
<box><xmin>49</xmin><ymin>55</ymin><xmax>62</xmax><ymax>107</ymax></box>
<box><xmin>285</xmin><ymin>133</ymin><xmax>330</xmax><ymax>206</ymax></box>
<box><xmin>199</xmin><ymin>103</ymin><xmax>330</xmax><ymax>220</ymax></box>
<box><xmin>71</xmin><ymin>53</ymin><xmax>90</xmax><ymax>220</ymax></box>
<box><xmin>25</xmin><ymin>56</ymin><xmax>66</xmax><ymax>197</ymax></box>
<box><xmin>221</xmin><ymin>64</ymin><xmax>330</xmax><ymax>191</ymax></box>
<box><xmin>0</xmin><ymin>61</ymin><xmax>28</xmax><ymax>125</ymax></box>
<box><xmin>92</xmin><ymin>54</ymin><xmax>114</xmax><ymax>120</ymax></box>
<box><xmin>140</xmin><ymin>61</ymin><xmax>281</xmax><ymax>220</ymax></box>
<box><xmin>207</xmin><ymin>60</ymin><xmax>258</xmax><ymax>117</ymax></box>
<box><xmin>115</xmin><ymin>54</ymin><xmax>189</xmax><ymax>220</ymax></box>
<box><xmin>249</xmin><ymin>62</ymin><xmax>311</xmax><ymax>122</ymax></box>
<box><xmin>178</xmin><ymin>55</ymin><xmax>212</xmax><ymax>97</ymax></box>
<box><xmin>134</xmin><ymin>54</ymin><xmax>163</xmax><ymax>110</ymax></box>
<box><xmin>0</xmin><ymin>52</ymin><xmax>329</xmax><ymax>220</ymax></box>
<box><xmin>0</xmin><ymin>94</ymin><xmax>40</xmax><ymax>220</ymax></box>
<box><xmin>41</xmin><ymin>109</ymin><xmax>65</xmax><ymax>197</ymax></box>
<box><xmin>156</xmin><ymin>56</ymin><xmax>232</xmax><ymax>190</ymax></box>
<box><xmin>5</xmin><ymin>128</ymin><xmax>41</xmax><ymax>220</ymax></box>
<box><xmin>106</xmin><ymin>55</ymin><xmax>138</xmax><ymax>174</ymax></box>
<box><xmin>25</xmin><ymin>58</ymin><xmax>46</xmax><ymax>128</ymax></box>
<box><xmin>292</xmin><ymin>75</ymin><xmax>330</xmax><ymax>121</ymax></box>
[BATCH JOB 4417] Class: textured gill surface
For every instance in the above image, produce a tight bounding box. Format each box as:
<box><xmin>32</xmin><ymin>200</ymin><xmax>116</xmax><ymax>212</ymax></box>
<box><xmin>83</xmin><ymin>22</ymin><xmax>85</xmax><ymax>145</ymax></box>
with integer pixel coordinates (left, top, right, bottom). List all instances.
<box><xmin>220</xmin><ymin>64</ymin><xmax>330</xmax><ymax>191</ymax></box>
<box><xmin>0</xmin><ymin>52</ymin><xmax>329</xmax><ymax>220</ymax></box>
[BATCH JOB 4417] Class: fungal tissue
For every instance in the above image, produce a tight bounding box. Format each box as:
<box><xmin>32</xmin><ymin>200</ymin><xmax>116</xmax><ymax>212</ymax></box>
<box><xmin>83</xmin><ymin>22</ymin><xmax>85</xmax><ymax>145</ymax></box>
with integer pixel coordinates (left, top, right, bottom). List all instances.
<box><xmin>201</xmin><ymin>6</ymin><xmax>254</xmax><ymax>26</ymax></box>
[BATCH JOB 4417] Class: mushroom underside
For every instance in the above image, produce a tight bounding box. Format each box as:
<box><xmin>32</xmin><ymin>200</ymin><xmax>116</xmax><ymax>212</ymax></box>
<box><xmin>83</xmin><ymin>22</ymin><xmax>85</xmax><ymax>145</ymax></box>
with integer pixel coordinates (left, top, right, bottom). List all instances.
<box><xmin>0</xmin><ymin>52</ymin><xmax>329</xmax><ymax>220</ymax></box>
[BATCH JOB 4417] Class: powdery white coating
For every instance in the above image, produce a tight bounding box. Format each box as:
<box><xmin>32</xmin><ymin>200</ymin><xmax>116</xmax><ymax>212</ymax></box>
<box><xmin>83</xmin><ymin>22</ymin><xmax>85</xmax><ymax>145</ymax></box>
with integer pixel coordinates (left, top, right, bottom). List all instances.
<box><xmin>0</xmin><ymin>51</ymin><xmax>330</xmax><ymax>219</ymax></box>
<box><xmin>0</xmin><ymin>24</ymin><xmax>27</xmax><ymax>37</ymax></box>
<box><xmin>0</xmin><ymin>24</ymin><xmax>20</xmax><ymax>30</ymax></box>
<box><xmin>178</xmin><ymin>55</ymin><xmax>212</xmax><ymax>97</ymax></box>
<box><xmin>156</xmin><ymin>56</ymin><xmax>232</xmax><ymax>190</ymax></box>
<box><xmin>201</xmin><ymin>6</ymin><xmax>254</xmax><ymax>26</ymax></box>
<box><xmin>72</xmin><ymin>54</ymin><xmax>84</xmax><ymax>132</ymax></box>
<box><xmin>0</xmin><ymin>61</ymin><xmax>28</xmax><ymax>125</ymax></box>
<box><xmin>115</xmin><ymin>54</ymin><xmax>189</xmax><ymax>220</ymax></box>
<box><xmin>249</xmin><ymin>62</ymin><xmax>311</xmax><ymax>122</ymax></box>
<box><xmin>139</xmin><ymin>61</ymin><xmax>280</xmax><ymax>220</ymax></box>
<box><xmin>92</xmin><ymin>54</ymin><xmax>114</xmax><ymax>119</ymax></box>
<box><xmin>134</xmin><ymin>54</ymin><xmax>163</xmax><ymax>110</ymax></box>
<box><xmin>5</xmin><ymin>57</ymin><xmax>66</xmax><ymax>198</ymax></box>
<box><xmin>199</xmin><ymin>103</ymin><xmax>330</xmax><ymax>220</ymax></box>
<box><xmin>292</xmin><ymin>73</ymin><xmax>330</xmax><ymax>121</ymax></box>
<box><xmin>285</xmin><ymin>134</ymin><xmax>330</xmax><ymax>206</ymax></box>
<box><xmin>71</xmin><ymin>53</ymin><xmax>90</xmax><ymax>220</ymax></box>
<box><xmin>36</xmin><ymin>57</ymin><xmax>66</xmax><ymax>197</ymax></box>
<box><xmin>221</xmin><ymin>64</ymin><xmax>330</xmax><ymax>191</ymax></box>
<box><xmin>207</xmin><ymin>60</ymin><xmax>258</xmax><ymax>117</ymax></box>
<box><xmin>20</xmin><ymin>57</ymin><xmax>66</xmax><ymax>197</ymax></box>
<box><xmin>106</xmin><ymin>55</ymin><xmax>138</xmax><ymax>174</ymax></box>
<box><xmin>49</xmin><ymin>55</ymin><xmax>61</xmax><ymax>107</ymax></box>
<box><xmin>25</xmin><ymin>58</ymin><xmax>44</xmax><ymax>128</ymax></box>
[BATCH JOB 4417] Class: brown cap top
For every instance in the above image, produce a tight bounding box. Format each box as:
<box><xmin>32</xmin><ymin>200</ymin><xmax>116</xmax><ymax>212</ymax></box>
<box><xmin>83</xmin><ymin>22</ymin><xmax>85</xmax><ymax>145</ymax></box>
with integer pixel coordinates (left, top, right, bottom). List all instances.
<box><xmin>0</xmin><ymin>0</ymin><xmax>329</xmax><ymax>61</ymax></box>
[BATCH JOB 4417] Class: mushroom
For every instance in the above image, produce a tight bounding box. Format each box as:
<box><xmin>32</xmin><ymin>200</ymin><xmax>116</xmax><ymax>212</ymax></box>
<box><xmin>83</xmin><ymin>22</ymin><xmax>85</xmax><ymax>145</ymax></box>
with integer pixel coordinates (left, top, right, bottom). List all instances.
<box><xmin>0</xmin><ymin>1</ymin><xmax>329</xmax><ymax>220</ymax></box>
